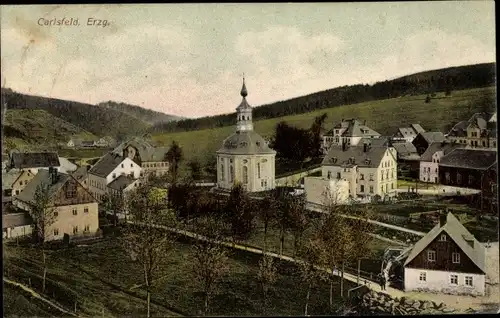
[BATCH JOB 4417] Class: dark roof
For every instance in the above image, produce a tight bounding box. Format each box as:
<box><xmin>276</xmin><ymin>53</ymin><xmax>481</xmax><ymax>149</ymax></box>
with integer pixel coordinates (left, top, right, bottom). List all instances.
<box><xmin>404</xmin><ymin>212</ymin><xmax>486</xmax><ymax>274</ymax></box>
<box><xmin>447</xmin><ymin>112</ymin><xmax>493</xmax><ymax>137</ymax></box>
<box><xmin>88</xmin><ymin>152</ymin><xmax>126</xmax><ymax>178</ymax></box>
<box><xmin>107</xmin><ymin>175</ymin><xmax>136</xmax><ymax>191</ymax></box>
<box><xmin>447</xmin><ymin>120</ymin><xmax>469</xmax><ymax>137</ymax></box>
<box><xmin>322</xmin><ymin>144</ymin><xmax>393</xmax><ymax>168</ymax></box>
<box><xmin>112</xmin><ymin>137</ymin><xmax>169</xmax><ymax>162</ymax></box>
<box><xmin>72</xmin><ymin>166</ymin><xmax>89</xmax><ymax>181</ymax></box>
<box><xmin>397</xmin><ymin>127</ymin><xmax>418</xmax><ymax>137</ymax></box>
<box><xmin>392</xmin><ymin>142</ymin><xmax>418</xmax><ymax>158</ymax></box>
<box><xmin>418</xmin><ymin>132</ymin><xmax>446</xmax><ymax>144</ymax></box>
<box><xmin>440</xmin><ymin>148</ymin><xmax>497</xmax><ymax>170</ymax></box>
<box><xmin>15</xmin><ymin>169</ymin><xmax>71</xmax><ymax>205</ymax></box>
<box><xmin>10</xmin><ymin>152</ymin><xmax>60</xmax><ymax>169</ymax></box>
<box><xmin>419</xmin><ymin>142</ymin><xmax>463</xmax><ymax>162</ymax></box>
<box><xmin>2</xmin><ymin>212</ymin><xmax>33</xmax><ymax>229</ymax></box>
<box><xmin>217</xmin><ymin>130</ymin><xmax>276</xmax><ymax>155</ymax></box>
<box><xmin>358</xmin><ymin>137</ymin><xmax>389</xmax><ymax>147</ymax></box>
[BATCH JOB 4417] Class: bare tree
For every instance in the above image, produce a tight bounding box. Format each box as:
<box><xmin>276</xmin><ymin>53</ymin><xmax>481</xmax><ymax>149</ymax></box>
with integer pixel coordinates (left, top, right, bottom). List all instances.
<box><xmin>258</xmin><ymin>193</ymin><xmax>278</xmax><ymax>251</ymax></box>
<box><xmin>297</xmin><ymin>237</ymin><xmax>328</xmax><ymax>316</ymax></box>
<box><xmin>31</xmin><ymin>183</ymin><xmax>57</xmax><ymax>293</ymax></box>
<box><xmin>318</xmin><ymin>206</ymin><xmax>355</xmax><ymax>304</ymax></box>
<box><xmin>191</xmin><ymin>216</ymin><xmax>229</xmax><ymax>315</ymax></box>
<box><xmin>348</xmin><ymin>205</ymin><xmax>376</xmax><ymax>284</ymax></box>
<box><xmin>224</xmin><ymin>183</ymin><xmax>255</xmax><ymax>241</ymax></box>
<box><xmin>284</xmin><ymin>193</ymin><xmax>309</xmax><ymax>257</ymax></box>
<box><xmin>122</xmin><ymin>184</ymin><xmax>177</xmax><ymax>318</ymax></box>
<box><xmin>257</xmin><ymin>254</ymin><xmax>278</xmax><ymax>314</ymax></box>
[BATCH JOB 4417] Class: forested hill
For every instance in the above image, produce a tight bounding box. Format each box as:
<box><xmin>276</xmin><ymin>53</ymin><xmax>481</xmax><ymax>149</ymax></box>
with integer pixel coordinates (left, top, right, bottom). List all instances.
<box><xmin>97</xmin><ymin>101</ymin><xmax>183</xmax><ymax>125</ymax></box>
<box><xmin>150</xmin><ymin>62</ymin><xmax>496</xmax><ymax>134</ymax></box>
<box><xmin>2</xmin><ymin>89</ymin><xmax>150</xmax><ymax>140</ymax></box>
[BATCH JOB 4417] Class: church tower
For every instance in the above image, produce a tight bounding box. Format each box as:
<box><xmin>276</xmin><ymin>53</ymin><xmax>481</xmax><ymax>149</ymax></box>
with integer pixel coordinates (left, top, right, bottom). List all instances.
<box><xmin>236</xmin><ymin>76</ymin><xmax>253</xmax><ymax>132</ymax></box>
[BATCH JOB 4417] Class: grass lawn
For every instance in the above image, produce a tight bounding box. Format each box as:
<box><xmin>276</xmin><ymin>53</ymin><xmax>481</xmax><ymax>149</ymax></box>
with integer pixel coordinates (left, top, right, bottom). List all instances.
<box><xmin>3</xmin><ymin>284</ymin><xmax>69</xmax><ymax>317</ymax></box>
<box><xmin>5</xmin><ymin>237</ymin><xmax>359</xmax><ymax>317</ymax></box>
<box><xmin>151</xmin><ymin>87</ymin><xmax>494</xmax><ymax>164</ymax></box>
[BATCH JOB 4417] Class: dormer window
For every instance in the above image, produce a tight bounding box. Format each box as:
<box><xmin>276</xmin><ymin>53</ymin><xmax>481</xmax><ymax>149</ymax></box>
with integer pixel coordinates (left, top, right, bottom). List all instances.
<box><xmin>439</xmin><ymin>234</ymin><xmax>447</xmax><ymax>241</ymax></box>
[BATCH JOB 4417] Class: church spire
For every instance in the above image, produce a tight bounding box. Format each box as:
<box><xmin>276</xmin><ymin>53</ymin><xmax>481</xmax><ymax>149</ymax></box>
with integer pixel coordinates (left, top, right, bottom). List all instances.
<box><xmin>240</xmin><ymin>73</ymin><xmax>248</xmax><ymax>98</ymax></box>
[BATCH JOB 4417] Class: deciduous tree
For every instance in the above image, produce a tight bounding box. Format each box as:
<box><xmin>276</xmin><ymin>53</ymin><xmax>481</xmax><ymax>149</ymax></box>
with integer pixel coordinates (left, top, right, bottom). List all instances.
<box><xmin>166</xmin><ymin>140</ymin><xmax>183</xmax><ymax>184</ymax></box>
<box><xmin>224</xmin><ymin>183</ymin><xmax>255</xmax><ymax>240</ymax></box>
<box><xmin>256</xmin><ymin>254</ymin><xmax>278</xmax><ymax>313</ymax></box>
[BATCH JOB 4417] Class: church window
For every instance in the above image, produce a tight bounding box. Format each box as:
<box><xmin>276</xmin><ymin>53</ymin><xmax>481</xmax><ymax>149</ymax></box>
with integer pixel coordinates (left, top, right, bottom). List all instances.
<box><xmin>230</xmin><ymin>166</ymin><xmax>234</xmax><ymax>183</ymax></box>
<box><xmin>243</xmin><ymin>166</ymin><xmax>248</xmax><ymax>184</ymax></box>
<box><xmin>257</xmin><ymin>163</ymin><xmax>261</xmax><ymax>178</ymax></box>
<box><xmin>221</xmin><ymin>164</ymin><xmax>225</xmax><ymax>181</ymax></box>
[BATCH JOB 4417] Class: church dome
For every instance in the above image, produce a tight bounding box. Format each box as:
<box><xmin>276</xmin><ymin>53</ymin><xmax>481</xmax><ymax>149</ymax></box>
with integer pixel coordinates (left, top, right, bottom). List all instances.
<box><xmin>217</xmin><ymin>130</ymin><xmax>276</xmax><ymax>155</ymax></box>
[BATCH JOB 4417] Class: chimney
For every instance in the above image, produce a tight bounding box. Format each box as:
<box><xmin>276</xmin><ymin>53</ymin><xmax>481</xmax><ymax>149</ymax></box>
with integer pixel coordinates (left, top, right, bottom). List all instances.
<box><xmin>49</xmin><ymin>166</ymin><xmax>58</xmax><ymax>184</ymax></box>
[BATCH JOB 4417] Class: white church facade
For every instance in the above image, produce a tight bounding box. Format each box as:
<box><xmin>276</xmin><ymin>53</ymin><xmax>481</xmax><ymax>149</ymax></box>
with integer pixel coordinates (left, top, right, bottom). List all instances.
<box><xmin>216</xmin><ymin>77</ymin><xmax>276</xmax><ymax>192</ymax></box>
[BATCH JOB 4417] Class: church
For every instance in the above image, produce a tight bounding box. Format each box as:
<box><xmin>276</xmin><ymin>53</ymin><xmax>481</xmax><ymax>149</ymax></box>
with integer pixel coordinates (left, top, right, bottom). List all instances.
<box><xmin>216</xmin><ymin>77</ymin><xmax>276</xmax><ymax>192</ymax></box>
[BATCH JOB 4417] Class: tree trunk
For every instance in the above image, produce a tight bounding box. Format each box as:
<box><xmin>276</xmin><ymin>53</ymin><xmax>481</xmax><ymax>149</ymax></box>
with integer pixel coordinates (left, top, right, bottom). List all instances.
<box><xmin>304</xmin><ymin>283</ymin><xmax>312</xmax><ymax>316</ymax></box>
<box><xmin>357</xmin><ymin>259</ymin><xmax>361</xmax><ymax>285</ymax></box>
<box><xmin>143</xmin><ymin>266</ymin><xmax>151</xmax><ymax>318</ymax></box>
<box><xmin>340</xmin><ymin>262</ymin><xmax>345</xmax><ymax>298</ymax></box>
<box><xmin>329</xmin><ymin>276</ymin><xmax>334</xmax><ymax>308</ymax></box>
<box><xmin>264</xmin><ymin>222</ymin><xmax>268</xmax><ymax>252</ymax></box>
<box><xmin>204</xmin><ymin>292</ymin><xmax>209</xmax><ymax>316</ymax></box>
<box><xmin>42</xmin><ymin>249</ymin><xmax>47</xmax><ymax>293</ymax></box>
<box><xmin>279</xmin><ymin>227</ymin><xmax>285</xmax><ymax>255</ymax></box>
<box><xmin>146</xmin><ymin>290</ymin><xmax>151</xmax><ymax>318</ymax></box>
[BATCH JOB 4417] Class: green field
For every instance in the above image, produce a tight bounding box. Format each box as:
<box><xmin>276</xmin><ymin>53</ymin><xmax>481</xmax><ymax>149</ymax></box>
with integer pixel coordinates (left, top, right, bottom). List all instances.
<box><xmin>151</xmin><ymin>87</ymin><xmax>495</xmax><ymax>164</ymax></box>
<box><xmin>4</xmin><ymin>237</ymin><xmax>359</xmax><ymax>317</ymax></box>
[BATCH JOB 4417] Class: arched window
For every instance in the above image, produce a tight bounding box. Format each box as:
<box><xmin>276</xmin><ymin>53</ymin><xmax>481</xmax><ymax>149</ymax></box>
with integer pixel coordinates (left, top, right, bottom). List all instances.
<box><xmin>230</xmin><ymin>166</ymin><xmax>234</xmax><ymax>183</ymax></box>
<box><xmin>220</xmin><ymin>164</ymin><xmax>225</xmax><ymax>181</ymax></box>
<box><xmin>257</xmin><ymin>163</ymin><xmax>261</xmax><ymax>179</ymax></box>
<box><xmin>243</xmin><ymin>166</ymin><xmax>248</xmax><ymax>184</ymax></box>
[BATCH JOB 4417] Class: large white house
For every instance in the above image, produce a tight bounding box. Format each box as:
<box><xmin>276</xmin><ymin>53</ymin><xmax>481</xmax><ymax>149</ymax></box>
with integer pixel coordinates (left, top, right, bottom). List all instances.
<box><xmin>87</xmin><ymin>153</ymin><xmax>143</xmax><ymax>202</ymax></box>
<box><xmin>322</xmin><ymin>119</ymin><xmax>381</xmax><ymax>153</ymax></box>
<box><xmin>403</xmin><ymin>212</ymin><xmax>486</xmax><ymax>296</ymax></box>
<box><xmin>321</xmin><ymin>141</ymin><xmax>397</xmax><ymax>199</ymax></box>
<box><xmin>419</xmin><ymin>142</ymin><xmax>463</xmax><ymax>183</ymax></box>
<box><xmin>216</xmin><ymin>77</ymin><xmax>276</xmax><ymax>192</ymax></box>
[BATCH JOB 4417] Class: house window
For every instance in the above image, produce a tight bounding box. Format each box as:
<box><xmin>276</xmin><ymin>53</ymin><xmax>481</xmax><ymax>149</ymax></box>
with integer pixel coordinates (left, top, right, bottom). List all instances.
<box><xmin>66</xmin><ymin>182</ymin><xmax>76</xmax><ymax>199</ymax></box>
<box><xmin>54</xmin><ymin>211</ymin><xmax>59</xmax><ymax>217</ymax></box>
<box><xmin>53</xmin><ymin>229</ymin><xmax>59</xmax><ymax>236</ymax></box>
<box><xmin>457</xmin><ymin>173</ymin><xmax>462</xmax><ymax>184</ymax></box>
<box><xmin>452</xmin><ymin>252</ymin><xmax>460</xmax><ymax>264</ymax></box>
<box><xmin>360</xmin><ymin>185</ymin><xmax>365</xmax><ymax>192</ymax></box>
<box><xmin>449</xmin><ymin>275</ymin><xmax>458</xmax><ymax>285</ymax></box>
<box><xmin>121</xmin><ymin>164</ymin><xmax>124</xmax><ymax>168</ymax></box>
<box><xmin>439</xmin><ymin>234</ymin><xmax>447</xmax><ymax>241</ymax></box>
<box><xmin>72</xmin><ymin>208</ymin><xmax>77</xmax><ymax>215</ymax></box>
<box><xmin>73</xmin><ymin>226</ymin><xmax>79</xmax><ymax>234</ymax></box>
<box><xmin>419</xmin><ymin>272</ymin><xmax>427</xmax><ymax>282</ymax></box>
<box><xmin>327</xmin><ymin>171</ymin><xmax>332</xmax><ymax>179</ymax></box>
<box><xmin>84</xmin><ymin>207</ymin><xmax>89</xmax><ymax>213</ymax></box>
<box><xmin>381</xmin><ymin>185</ymin><xmax>384</xmax><ymax>193</ymax></box>
<box><xmin>465</xmin><ymin>276</ymin><xmax>473</xmax><ymax>287</ymax></box>
<box><xmin>257</xmin><ymin>163</ymin><xmax>261</xmax><ymax>179</ymax></box>
<box><xmin>381</xmin><ymin>174</ymin><xmax>384</xmax><ymax>181</ymax></box>
<box><xmin>243</xmin><ymin>166</ymin><xmax>248</xmax><ymax>184</ymax></box>
<box><xmin>427</xmin><ymin>250</ymin><xmax>436</xmax><ymax>262</ymax></box>
<box><xmin>220</xmin><ymin>164</ymin><xmax>225</xmax><ymax>181</ymax></box>
<box><xmin>391</xmin><ymin>183</ymin><xmax>394</xmax><ymax>189</ymax></box>
<box><xmin>360</xmin><ymin>174</ymin><xmax>364</xmax><ymax>180</ymax></box>
<box><xmin>468</xmin><ymin>175</ymin><xmax>474</xmax><ymax>185</ymax></box>
<box><xmin>435</xmin><ymin>168</ymin><xmax>438</xmax><ymax>173</ymax></box>
<box><xmin>369</xmin><ymin>186</ymin><xmax>373</xmax><ymax>193</ymax></box>
<box><xmin>130</xmin><ymin>164</ymin><xmax>133</xmax><ymax>167</ymax></box>
<box><xmin>230</xmin><ymin>166</ymin><xmax>234</xmax><ymax>183</ymax></box>
<box><xmin>84</xmin><ymin>225</ymin><xmax>90</xmax><ymax>232</ymax></box>
<box><xmin>369</xmin><ymin>174</ymin><xmax>374</xmax><ymax>181</ymax></box>
<box><xmin>336</xmin><ymin>172</ymin><xmax>341</xmax><ymax>179</ymax></box>
<box><xmin>445</xmin><ymin>172</ymin><xmax>450</xmax><ymax>183</ymax></box>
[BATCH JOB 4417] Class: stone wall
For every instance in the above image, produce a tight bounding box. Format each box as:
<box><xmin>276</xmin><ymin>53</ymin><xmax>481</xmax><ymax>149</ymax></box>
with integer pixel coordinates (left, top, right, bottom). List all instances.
<box><xmin>358</xmin><ymin>290</ymin><xmax>458</xmax><ymax>315</ymax></box>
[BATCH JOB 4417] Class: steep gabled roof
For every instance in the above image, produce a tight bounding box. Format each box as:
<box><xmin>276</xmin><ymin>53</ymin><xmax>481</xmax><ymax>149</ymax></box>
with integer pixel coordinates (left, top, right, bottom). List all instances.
<box><xmin>393</xmin><ymin>142</ymin><xmax>418</xmax><ymax>158</ymax></box>
<box><xmin>10</xmin><ymin>152</ymin><xmax>60</xmax><ymax>169</ymax></box>
<box><xmin>15</xmin><ymin>170</ymin><xmax>71</xmax><ymax>205</ymax></box>
<box><xmin>440</xmin><ymin>148</ymin><xmax>497</xmax><ymax>170</ymax></box>
<box><xmin>107</xmin><ymin>175</ymin><xmax>137</xmax><ymax>191</ymax></box>
<box><xmin>88</xmin><ymin>152</ymin><xmax>126</xmax><ymax>178</ymax></box>
<box><xmin>410</xmin><ymin>124</ymin><xmax>426</xmax><ymax>134</ymax></box>
<box><xmin>418</xmin><ymin>132</ymin><xmax>446</xmax><ymax>144</ymax></box>
<box><xmin>419</xmin><ymin>142</ymin><xmax>463</xmax><ymax>162</ymax></box>
<box><xmin>2</xmin><ymin>212</ymin><xmax>33</xmax><ymax>229</ymax></box>
<box><xmin>2</xmin><ymin>169</ymin><xmax>22</xmax><ymax>190</ymax></box>
<box><xmin>404</xmin><ymin>212</ymin><xmax>486</xmax><ymax>274</ymax></box>
<box><xmin>340</xmin><ymin>119</ymin><xmax>380</xmax><ymax>137</ymax></box>
<box><xmin>112</xmin><ymin>137</ymin><xmax>169</xmax><ymax>162</ymax></box>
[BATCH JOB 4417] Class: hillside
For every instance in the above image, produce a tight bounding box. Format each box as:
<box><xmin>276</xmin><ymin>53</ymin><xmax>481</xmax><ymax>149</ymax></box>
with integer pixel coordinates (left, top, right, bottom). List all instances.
<box><xmin>151</xmin><ymin>62</ymin><xmax>496</xmax><ymax>134</ymax></box>
<box><xmin>97</xmin><ymin>101</ymin><xmax>183</xmax><ymax>125</ymax></box>
<box><xmin>1</xmin><ymin>89</ymin><xmax>150</xmax><ymax>140</ymax></box>
<box><xmin>3</xmin><ymin>109</ymin><xmax>97</xmax><ymax>152</ymax></box>
<box><xmin>151</xmin><ymin>86</ymin><xmax>496</xmax><ymax>165</ymax></box>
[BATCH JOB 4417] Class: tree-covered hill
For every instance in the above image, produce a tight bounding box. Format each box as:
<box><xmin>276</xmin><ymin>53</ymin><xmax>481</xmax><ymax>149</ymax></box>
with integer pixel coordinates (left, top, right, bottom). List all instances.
<box><xmin>97</xmin><ymin>101</ymin><xmax>183</xmax><ymax>125</ymax></box>
<box><xmin>151</xmin><ymin>62</ymin><xmax>496</xmax><ymax>134</ymax></box>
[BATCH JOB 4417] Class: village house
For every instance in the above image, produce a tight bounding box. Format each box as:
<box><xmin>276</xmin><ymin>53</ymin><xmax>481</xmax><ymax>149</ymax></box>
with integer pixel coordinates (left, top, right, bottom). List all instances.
<box><xmin>392</xmin><ymin>142</ymin><xmax>420</xmax><ymax>178</ymax></box>
<box><xmin>2</xmin><ymin>211</ymin><xmax>33</xmax><ymax>239</ymax></box>
<box><xmin>4</xmin><ymin>169</ymin><xmax>36</xmax><ymax>197</ymax></box>
<box><xmin>81</xmin><ymin>140</ymin><xmax>97</xmax><ymax>148</ymax></box>
<box><xmin>72</xmin><ymin>165</ymin><xmax>90</xmax><ymax>189</ymax></box>
<box><xmin>320</xmin><ymin>140</ymin><xmax>398</xmax><ymax>200</ymax></box>
<box><xmin>322</xmin><ymin>119</ymin><xmax>381</xmax><ymax>153</ymax></box>
<box><xmin>111</xmin><ymin>137</ymin><xmax>170</xmax><ymax>179</ymax></box>
<box><xmin>446</xmin><ymin>112</ymin><xmax>497</xmax><ymax>150</ymax></box>
<box><xmin>403</xmin><ymin>212</ymin><xmax>486</xmax><ymax>296</ymax></box>
<box><xmin>87</xmin><ymin>152</ymin><xmax>143</xmax><ymax>202</ymax></box>
<box><xmin>216</xmin><ymin>77</ymin><xmax>276</xmax><ymax>192</ymax></box>
<box><xmin>419</xmin><ymin>142</ymin><xmax>463</xmax><ymax>184</ymax></box>
<box><xmin>438</xmin><ymin>148</ymin><xmax>497</xmax><ymax>190</ymax></box>
<box><xmin>6</xmin><ymin>151</ymin><xmax>61</xmax><ymax>175</ymax></box>
<box><xmin>412</xmin><ymin>132</ymin><xmax>446</xmax><ymax>156</ymax></box>
<box><xmin>13</xmin><ymin>168</ymin><xmax>99</xmax><ymax>242</ymax></box>
<box><xmin>392</xmin><ymin>124</ymin><xmax>426</xmax><ymax>143</ymax></box>
<box><xmin>107</xmin><ymin>175</ymin><xmax>142</xmax><ymax>219</ymax></box>
<box><xmin>67</xmin><ymin>139</ymin><xmax>75</xmax><ymax>148</ymax></box>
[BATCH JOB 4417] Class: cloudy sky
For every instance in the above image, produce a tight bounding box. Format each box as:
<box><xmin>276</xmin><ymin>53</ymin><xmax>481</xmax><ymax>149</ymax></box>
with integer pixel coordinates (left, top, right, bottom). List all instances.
<box><xmin>1</xmin><ymin>2</ymin><xmax>495</xmax><ymax>118</ymax></box>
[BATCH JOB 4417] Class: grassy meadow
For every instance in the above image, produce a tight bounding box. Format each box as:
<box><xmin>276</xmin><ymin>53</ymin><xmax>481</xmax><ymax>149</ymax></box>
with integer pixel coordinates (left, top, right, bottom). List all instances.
<box><xmin>4</xmin><ymin>238</ymin><xmax>359</xmax><ymax>317</ymax></box>
<box><xmin>151</xmin><ymin>87</ymin><xmax>495</xmax><ymax>164</ymax></box>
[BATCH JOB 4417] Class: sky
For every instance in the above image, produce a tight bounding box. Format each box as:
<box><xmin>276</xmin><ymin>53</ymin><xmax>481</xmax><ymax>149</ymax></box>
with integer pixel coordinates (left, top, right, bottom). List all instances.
<box><xmin>0</xmin><ymin>2</ymin><xmax>496</xmax><ymax>118</ymax></box>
